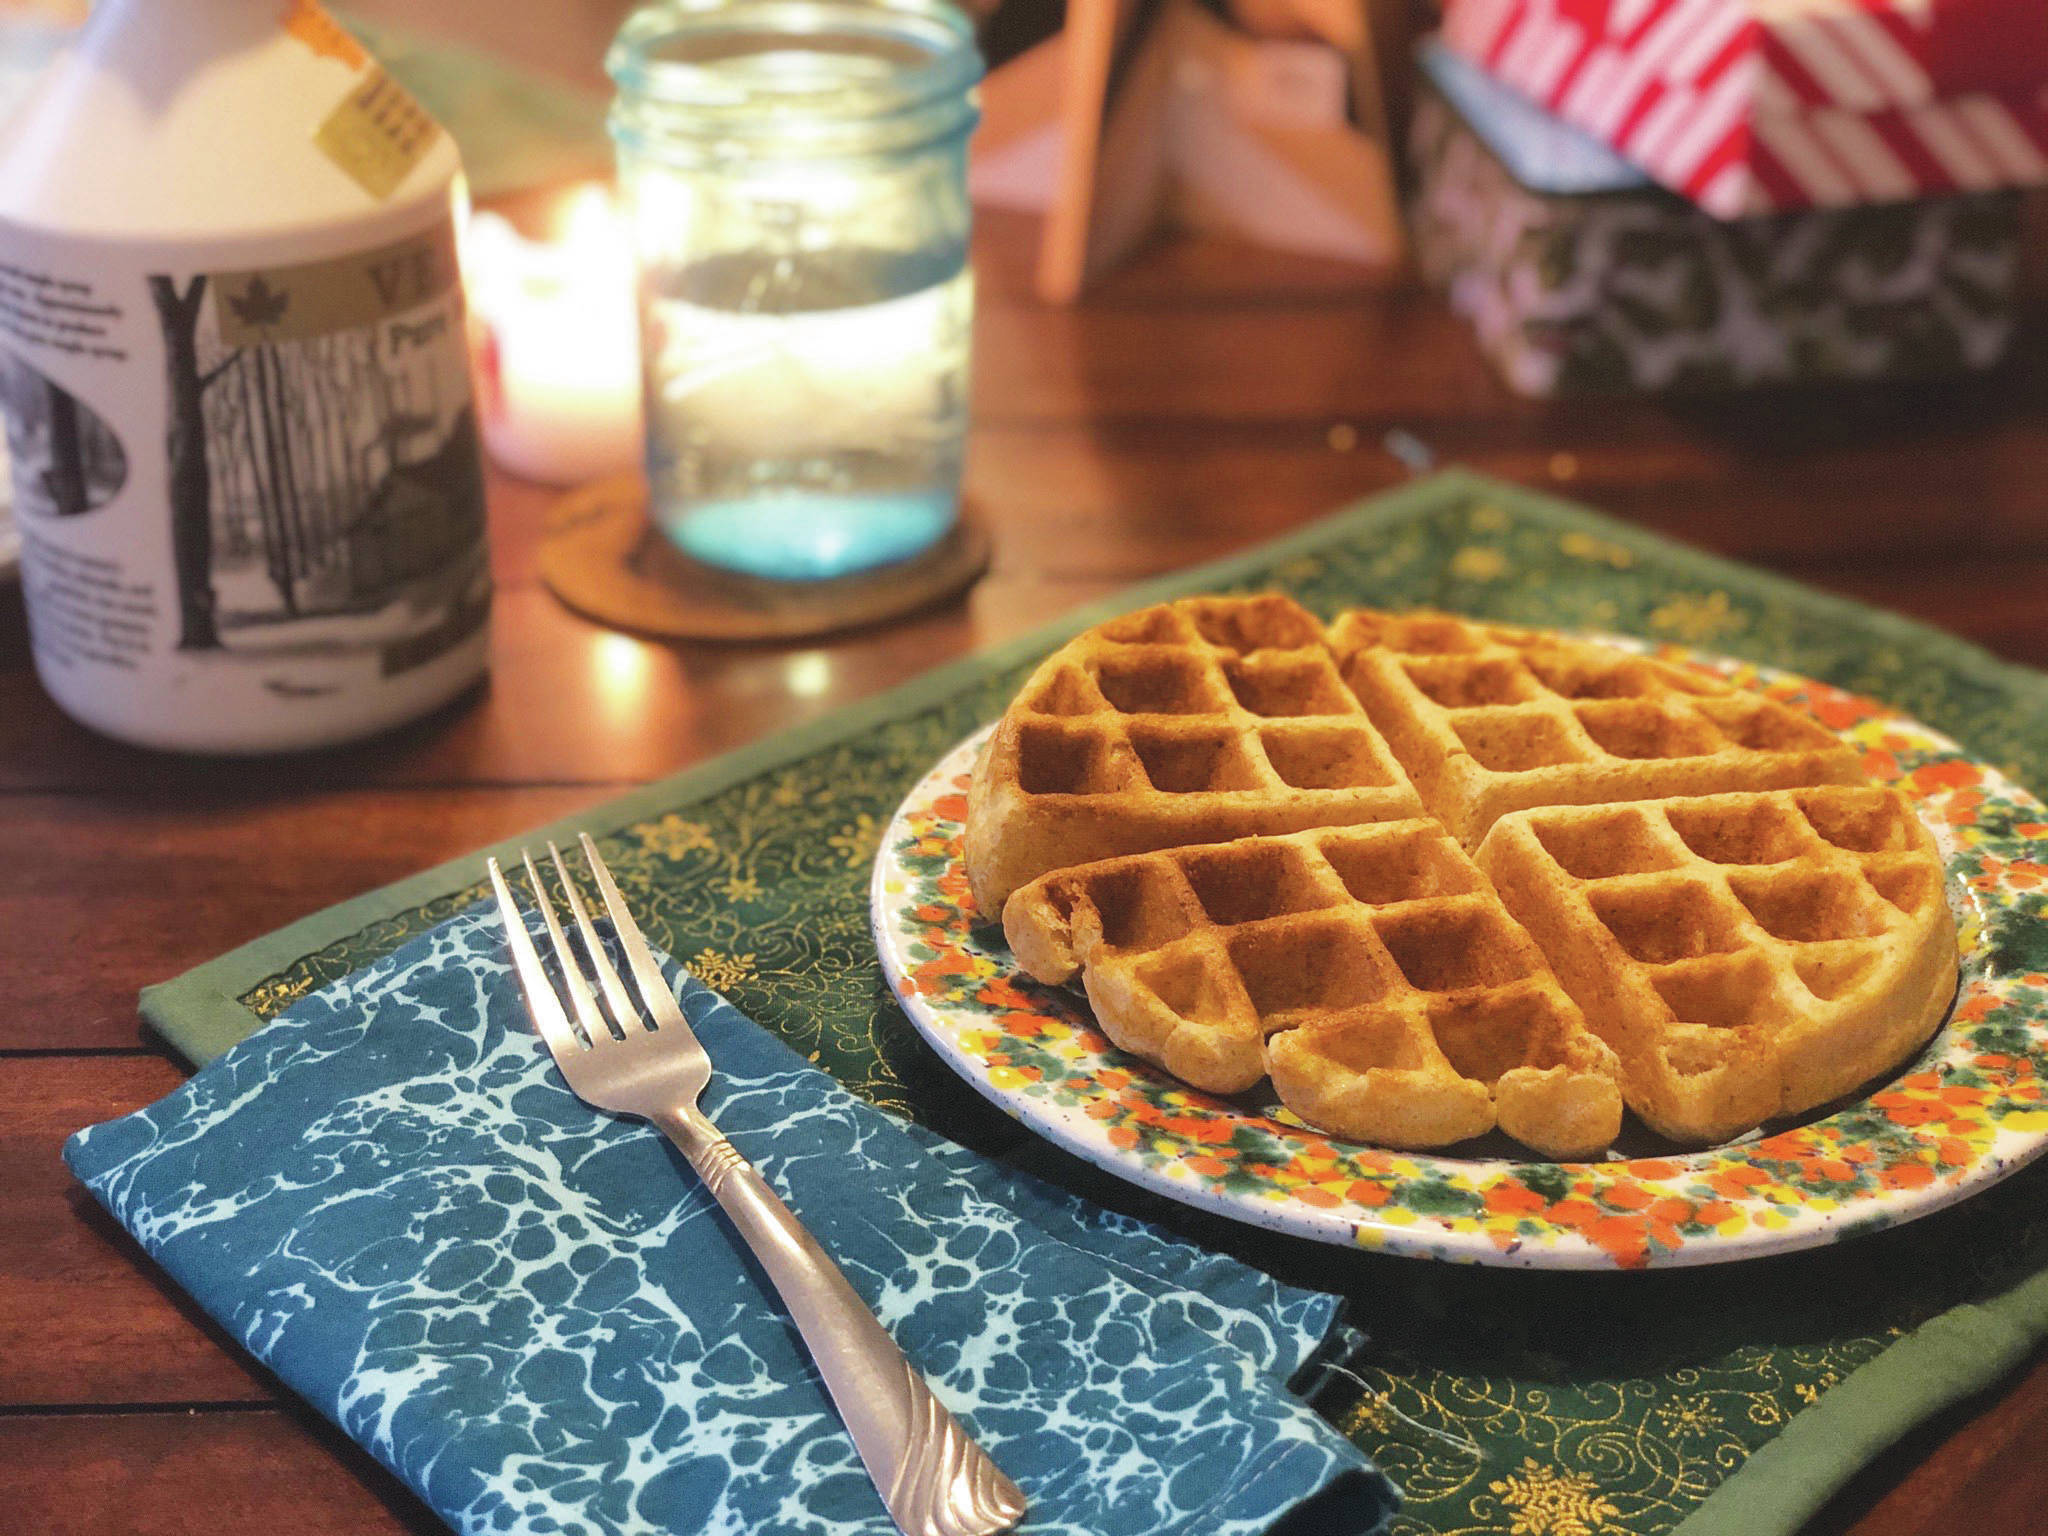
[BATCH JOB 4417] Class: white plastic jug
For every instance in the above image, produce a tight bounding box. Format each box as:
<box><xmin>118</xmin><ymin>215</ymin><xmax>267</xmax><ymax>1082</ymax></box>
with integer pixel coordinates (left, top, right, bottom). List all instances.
<box><xmin>0</xmin><ymin>0</ymin><xmax>490</xmax><ymax>752</ymax></box>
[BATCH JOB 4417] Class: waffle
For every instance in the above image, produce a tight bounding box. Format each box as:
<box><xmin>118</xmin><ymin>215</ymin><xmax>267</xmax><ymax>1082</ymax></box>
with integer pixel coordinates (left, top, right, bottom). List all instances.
<box><xmin>1003</xmin><ymin>823</ymin><xmax>1624</xmax><ymax>1158</ymax></box>
<box><xmin>966</xmin><ymin>597</ymin><xmax>1960</xmax><ymax>1154</ymax></box>
<box><xmin>965</xmin><ymin>595</ymin><xmax>1424</xmax><ymax>915</ymax></box>
<box><xmin>1476</xmin><ymin>786</ymin><xmax>1958</xmax><ymax>1143</ymax></box>
<box><xmin>1330</xmin><ymin>609</ymin><xmax>1867</xmax><ymax>849</ymax></box>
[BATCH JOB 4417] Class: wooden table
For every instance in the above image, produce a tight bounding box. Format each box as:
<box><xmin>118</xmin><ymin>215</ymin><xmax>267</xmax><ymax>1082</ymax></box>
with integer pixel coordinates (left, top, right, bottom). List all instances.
<box><xmin>3</xmin><ymin>210</ymin><xmax>2046</xmax><ymax>1535</ymax></box>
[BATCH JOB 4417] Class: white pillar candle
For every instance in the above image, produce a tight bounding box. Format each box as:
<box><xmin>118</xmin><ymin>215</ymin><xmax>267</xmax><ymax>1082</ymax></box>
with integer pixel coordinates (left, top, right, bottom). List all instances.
<box><xmin>467</xmin><ymin>185</ymin><xmax>643</xmax><ymax>487</ymax></box>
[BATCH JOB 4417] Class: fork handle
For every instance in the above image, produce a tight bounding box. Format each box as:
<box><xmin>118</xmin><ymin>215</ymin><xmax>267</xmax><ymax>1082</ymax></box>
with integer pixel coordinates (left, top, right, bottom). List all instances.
<box><xmin>652</xmin><ymin>1105</ymin><xmax>1026</xmax><ymax>1536</ymax></box>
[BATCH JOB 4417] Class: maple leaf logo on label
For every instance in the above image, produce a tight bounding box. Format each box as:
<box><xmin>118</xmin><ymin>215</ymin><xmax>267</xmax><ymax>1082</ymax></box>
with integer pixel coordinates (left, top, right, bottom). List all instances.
<box><xmin>228</xmin><ymin>276</ymin><xmax>291</xmax><ymax>333</ymax></box>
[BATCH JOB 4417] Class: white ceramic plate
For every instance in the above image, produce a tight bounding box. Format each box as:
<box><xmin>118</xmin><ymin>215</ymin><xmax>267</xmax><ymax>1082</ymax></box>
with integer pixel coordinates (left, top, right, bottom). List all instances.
<box><xmin>870</xmin><ymin>649</ymin><xmax>2048</xmax><ymax>1270</ymax></box>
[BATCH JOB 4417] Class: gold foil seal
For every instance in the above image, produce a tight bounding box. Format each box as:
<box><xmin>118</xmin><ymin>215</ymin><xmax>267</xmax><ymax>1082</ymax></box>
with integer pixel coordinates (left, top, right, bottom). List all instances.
<box><xmin>313</xmin><ymin>67</ymin><xmax>439</xmax><ymax>200</ymax></box>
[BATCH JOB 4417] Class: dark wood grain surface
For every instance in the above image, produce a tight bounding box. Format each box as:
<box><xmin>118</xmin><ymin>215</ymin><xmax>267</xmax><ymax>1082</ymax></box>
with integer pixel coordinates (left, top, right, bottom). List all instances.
<box><xmin>4</xmin><ymin>207</ymin><xmax>2046</xmax><ymax>1536</ymax></box>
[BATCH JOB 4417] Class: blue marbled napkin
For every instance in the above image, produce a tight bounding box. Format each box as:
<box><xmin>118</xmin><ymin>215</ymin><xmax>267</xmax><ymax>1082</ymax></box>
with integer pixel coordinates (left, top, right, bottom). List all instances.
<box><xmin>66</xmin><ymin>904</ymin><xmax>1396</xmax><ymax>1536</ymax></box>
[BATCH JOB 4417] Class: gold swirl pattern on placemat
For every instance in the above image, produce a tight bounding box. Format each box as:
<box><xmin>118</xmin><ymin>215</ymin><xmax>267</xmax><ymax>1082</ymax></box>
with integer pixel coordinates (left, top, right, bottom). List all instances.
<box><xmin>235</xmin><ymin>482</ymin><xmax>2048</xmax><ymax>1535</ymax></box>
<box><xmin>1338</xmin><ymin>1334</ymin><xmax>1897</xmax><ymax>1535</ymax></box>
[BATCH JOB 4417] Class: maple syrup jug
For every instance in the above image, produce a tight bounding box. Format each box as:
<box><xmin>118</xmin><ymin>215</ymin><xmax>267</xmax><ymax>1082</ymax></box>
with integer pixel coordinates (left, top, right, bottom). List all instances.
<box><xmin>0</xmin><ymin>0</ymin><xmax>490</xmax><ymax>752</ymax></box>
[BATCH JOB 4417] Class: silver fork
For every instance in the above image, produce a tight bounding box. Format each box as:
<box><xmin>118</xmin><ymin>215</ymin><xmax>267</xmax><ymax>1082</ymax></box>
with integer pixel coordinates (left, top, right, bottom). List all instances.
<box><xmin>487</xmin><ymin>833</ymin><xmax>1025</xmax><ymax>1536</ymax></box>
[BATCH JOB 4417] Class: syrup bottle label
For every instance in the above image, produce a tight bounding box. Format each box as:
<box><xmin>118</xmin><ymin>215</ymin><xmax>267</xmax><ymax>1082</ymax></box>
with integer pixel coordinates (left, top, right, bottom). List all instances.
<box><xmin>0</xmin><ymin>209</ymin><xmax>490</xmax><ymax>748</ymax></box>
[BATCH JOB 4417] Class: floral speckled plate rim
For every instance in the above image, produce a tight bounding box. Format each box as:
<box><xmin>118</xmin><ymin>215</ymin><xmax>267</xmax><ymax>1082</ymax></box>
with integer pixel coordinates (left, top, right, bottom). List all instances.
<box><xmin>869</xmin><ymin>640</ymin><xmax>2048</xmax><ymax>1271</ymax></box>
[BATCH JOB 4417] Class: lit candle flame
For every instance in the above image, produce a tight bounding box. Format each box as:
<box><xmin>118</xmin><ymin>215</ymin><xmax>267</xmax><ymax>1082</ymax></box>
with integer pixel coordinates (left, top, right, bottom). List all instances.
<box><xmin>465</xmin><ymin>183</ymin><xmax>644</xmax><ymax>487</ymax></box>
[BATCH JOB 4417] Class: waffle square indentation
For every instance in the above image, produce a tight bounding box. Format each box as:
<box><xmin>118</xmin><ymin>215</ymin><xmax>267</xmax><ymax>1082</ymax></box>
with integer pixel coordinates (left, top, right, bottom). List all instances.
<box><xmin>1179</xmin><ymin>843</ymin><xmax>1338</xmax><ymax>926</ymax></box>
<box><xmin>1375</xmin><ymin>905</ymin><xmax>1536</xmax><ymax>991</ymax></box>
<box><xmin>1023</xmin><ymin>666</ymin><xmax>1109</xmax><ymax>717</ymax></box>
<box><xmin>1532</xmin><ymin>810</ymin><xmax>1682</xmax><ymax>878</ymax></box>
<box><xmin>1729</xmin><ymin>869</ymin><xmax>1891</xmax><ymax>942</ymax></box>
<box><xmin>1374</xmin><ymin>614</ymin><xmax>1488</xmax><ymax>655</ymax></box>
<box><xmin>1291</xmin><ymin>1013</ymin><xmax>1435</xmax><ymax>1074</ymax></box>
<box><xmin>1574</xmin><ymin>701</ymin><xmax>1724</xmax><ymax>760</ymax></box>
<box><xmin>1225</xmin><ymin>654</ymin><xmax>1356</xmax><ymax>716</ymax></box>
<box><xmin>1650</xmin><ymin>955</ymin><xmax>1781</xmax><ymax>1030</ymax></box>
<box><xmin>1092</xmin><ymin>652</ymin><xmax>1230</xmax><ymax>715</ymax></box>
<box><xmin>1794</xmin><ymin>947</ymin><xmax>1879</xmax><ymax>1001</ymax></box>
<box><xmin>1318</xmin><ymin>827</ymin><xmax>1481</xmax><ymax>905</ymax></box>
<box><xmin>1429</xmin><ymin>989</ymin><xmax>1577</xmax><ymax>1082</ymax></box>
<box><xmin>1799</xmin><ymin>789</ymin><xmax>1920</xmax><ymax>853</ymax></box>
<box><xmin>1260</xmin><ymin>724</ymin><xmax>1392</xmax><ymax>789</ymax></box>
<box><xmin>1016</xmin><ymin>722</ymin><xmax>1134</xmax><ymax>795</ymax></box>
<box><xmin>1591</xmin><ymin>881</ymin><xmax>1747</xmax><ymax>964</ymax></box>
<box><xmin>1228</xmin><ymin>919</ymin><xmax>1389</xmax><ymax>1017</ymax></box>
<box><xmin>1058</xmin><ymin>863</ymin><xmax>1195</xmax><ymax>950</ymax></box>
<box><xmin>1097</xmin><ymin>606</ymin><xmax>1195</xmax><ymax>645</ymax></box>
<box><xmin>1523</xmin><ymin>654</ymin><xmax>1666</xmax><ymax>700</ymax></box>
<box><xmin>1184</xmin><ymin>595</ymin><xmax>1325</xmax><ymax>654</ymax></box>
<box><xmin>1134</xmin><ymin>946</ymin><xmax>1244</xmax><ymax>1026</ymax></box>
<box><xmin>1401</xmin><ymin>655</ymin><xmax>1538</xmax><ymax>708</ymax></box>
<box><xmin>1704</xmin><ymin>698</ymin><xmax>1841</xmax><ymax>753</ymax></box>
<box><xmin>1452</xmin><ymin>710</ymin><xmax>1588</xmax><ymax>772</ymax></box>
<box><xmin>1864</xmin><ymin>860</ymin><xmax>1942</xmax><ymax>916</ymax></box>
<box><xmin>1664</xmin><ymin>799</ymin><xmax>1813</xmax><ymax>865</ymax></box>
<box><xmin>1129</xmin><ymin>728</ymin><xmax>1263</xmax><ymax>793</ymax></box>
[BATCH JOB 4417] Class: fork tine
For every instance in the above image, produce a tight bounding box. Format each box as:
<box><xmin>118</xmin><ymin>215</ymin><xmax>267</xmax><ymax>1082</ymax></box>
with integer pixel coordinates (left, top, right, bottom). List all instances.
<box><xmin>549</xmin><ymin>840</ymin><xmax>640</xmax><ymax>1035</ymax></box>
<box><xmin>523</xmin><ymin>849</ymin><xmax>614</xmax><ymax>1046</ymax></box>
<box><xmin>487</xmin><ymin>856</ymin><xmax>584</xmax><ymax>1061</ymax></box>
<box><xmin>579</xmin><ymin>831</ymin><xmax>688</xmax><ymax>1029</ymax></box>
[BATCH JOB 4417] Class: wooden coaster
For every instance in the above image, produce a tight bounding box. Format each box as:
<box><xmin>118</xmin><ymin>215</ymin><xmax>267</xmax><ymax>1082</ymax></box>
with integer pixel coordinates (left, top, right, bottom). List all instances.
<box><xmin>539</xmin><ymin>476</ymin><xmax>991</xmax><ymax>642</ymax></box>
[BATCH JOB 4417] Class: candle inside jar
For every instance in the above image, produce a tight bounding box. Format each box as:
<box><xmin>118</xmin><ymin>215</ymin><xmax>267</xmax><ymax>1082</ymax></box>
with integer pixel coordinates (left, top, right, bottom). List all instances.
<box><xmin>642</xmin><ymin>244</ymin><xmax>971</xmax><ymax>581</ymax></box>
<box><xmin>610</xmin><ymin>0</ymin><xmax>982</xmax><ymax>583</ymax></box>
<box><xmin>467</xmin><ymin>185</ymin><xmax>643</xmax><ymax>487</ymax></box>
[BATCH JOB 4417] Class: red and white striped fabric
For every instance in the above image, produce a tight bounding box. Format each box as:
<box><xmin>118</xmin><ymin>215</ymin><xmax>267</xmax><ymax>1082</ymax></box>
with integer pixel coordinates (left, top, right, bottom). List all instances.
<box><xmin>1442</xmin><ymin>0</ymin><xmax>2048</xmax><ymax>215</ymax></box>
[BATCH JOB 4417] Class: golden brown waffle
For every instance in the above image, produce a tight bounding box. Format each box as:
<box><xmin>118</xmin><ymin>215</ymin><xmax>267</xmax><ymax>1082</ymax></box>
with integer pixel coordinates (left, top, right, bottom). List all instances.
<box><xmin>1477</xmin><ymin>786</ymin><xmax>1958</xmax><ymax>1143</ymax></box>
<box><xmin>1330</xmin><ymin>609</ymin><xmax>1867</xmax><ymax>848</ymax></box>
<box><xmin>1003</xmin><ymin>823</ymin><xmax>1624</xmax><ymax>1158</ymax></box>
<box><xmin>965</xmin><ymin>595</ymin><xmax>1424</xmax><ymax>915</ymax></box>
<box><xmin>966</xmin><ymin>597</ymin><xmax>1960</xmax><ymax>1154</ymax></box>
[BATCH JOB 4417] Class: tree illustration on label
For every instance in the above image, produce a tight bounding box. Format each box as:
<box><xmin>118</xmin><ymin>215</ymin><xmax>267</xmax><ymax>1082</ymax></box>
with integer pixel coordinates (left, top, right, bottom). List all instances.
<box><xmin>224</xmin><ymin>273</ymin><xmax>314</xmax><ymax>621</ymax></box>
<box><xmin>0</xmin><ymin>351</ymin><xmax>127</xmax><ymax>523</ymax></box>
<box><xmin>145</xmin><ymin>226</ymin><xmax>487</xmax><ymax>667</ymax></box>
<box><xmin>151</xmin><ymin>274</ymin><xmax>241</xmax><ymax>650</ymax></box>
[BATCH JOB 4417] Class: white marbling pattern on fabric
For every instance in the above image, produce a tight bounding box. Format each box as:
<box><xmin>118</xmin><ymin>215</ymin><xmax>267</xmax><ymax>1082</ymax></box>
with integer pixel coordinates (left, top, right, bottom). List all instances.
<box><xmin>67</xmin><ymin>905</ymin><xmax>1395</xmax><ymax>1536</ymax></box>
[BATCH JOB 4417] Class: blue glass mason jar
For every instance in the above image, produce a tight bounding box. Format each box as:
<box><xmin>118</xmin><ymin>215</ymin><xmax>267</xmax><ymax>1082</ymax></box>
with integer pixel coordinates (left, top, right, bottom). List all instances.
<box><xmin>609</xmin><ymin>0</ymin><xmax>982</xmax><ymax>582</ymax></box>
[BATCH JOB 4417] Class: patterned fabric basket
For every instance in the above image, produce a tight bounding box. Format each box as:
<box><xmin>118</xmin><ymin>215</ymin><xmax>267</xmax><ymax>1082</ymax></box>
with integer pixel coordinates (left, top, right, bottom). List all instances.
<box><xmin>1408</xmin><ymin>43</ymin><xmax>2022</xmax><ymax>396</ymax></box>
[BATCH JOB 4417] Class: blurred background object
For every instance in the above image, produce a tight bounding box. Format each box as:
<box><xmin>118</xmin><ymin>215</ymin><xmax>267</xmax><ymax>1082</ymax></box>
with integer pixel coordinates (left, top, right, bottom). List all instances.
<box><xmin>1408</xmin><ymin>40</ymin><xmax>2023</xmax><ymax>396</ymax></box>
<box><xmin>1424</xmin><ymin>0</ymin><xmax>2047</xmax><ymax>394</ymax></box>
<box><xmin>1442</xmin><ymin>0</ymin><xmax>2048</xmax><ymax>217</ymax></box>
<box><xmin>973</xmin><ymin>0</ymin><xmax>1406</xmax><ymax>300</ymax></box>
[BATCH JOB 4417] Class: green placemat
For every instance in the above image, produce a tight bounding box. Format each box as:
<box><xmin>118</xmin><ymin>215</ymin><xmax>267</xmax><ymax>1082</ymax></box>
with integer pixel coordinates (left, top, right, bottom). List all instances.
<box><xmin>140</xmin><ymin>470</ymin><xmax>2048</xmax><ymax>1536</ymax></box>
